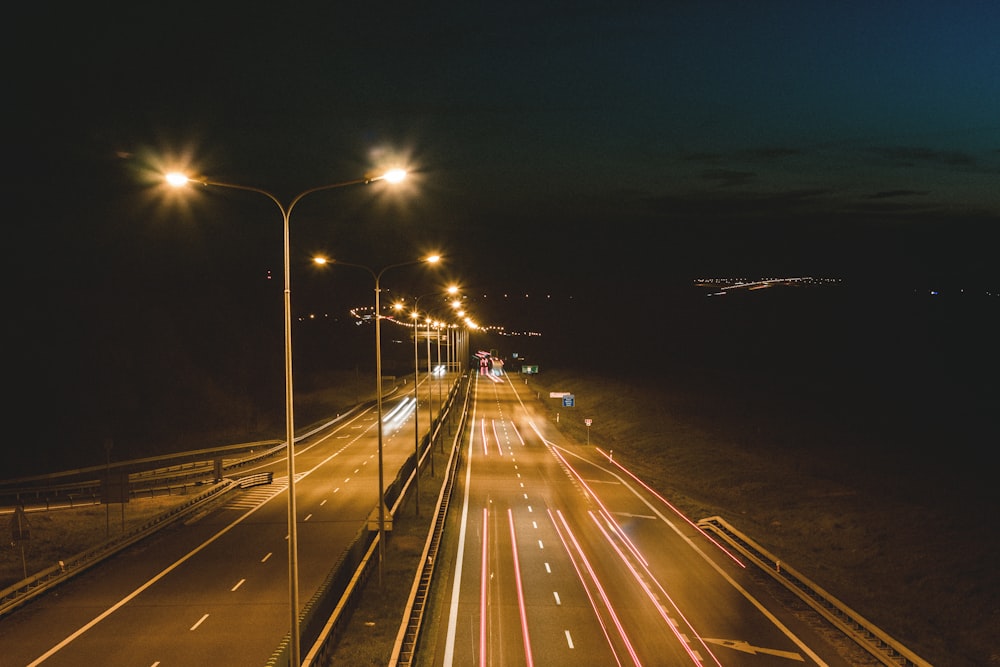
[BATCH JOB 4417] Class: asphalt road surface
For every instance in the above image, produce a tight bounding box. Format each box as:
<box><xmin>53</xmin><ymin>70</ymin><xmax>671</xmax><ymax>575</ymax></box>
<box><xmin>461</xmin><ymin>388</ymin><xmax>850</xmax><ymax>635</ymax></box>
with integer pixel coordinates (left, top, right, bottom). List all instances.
<box><xmin>0</xmin><ymin>382</ymin><xmax>435</xmax><ymax>666</ymax></box>
<box><xmin>418</xmin><ymin>371</ymin><xmax>857</xmax><ymax>667</ymax></box>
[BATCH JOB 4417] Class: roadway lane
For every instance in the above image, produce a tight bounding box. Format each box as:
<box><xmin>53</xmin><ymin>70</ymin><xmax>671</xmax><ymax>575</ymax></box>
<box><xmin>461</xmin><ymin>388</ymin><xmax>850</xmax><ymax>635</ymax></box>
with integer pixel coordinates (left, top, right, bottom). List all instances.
<box><xmin>0</xmin><ymin>384</ymin><xmax>433</xmax><ymax>666</ymax></box>
<box><xmin>423</xmin><ymin>372</ymin><xmax>858</xmax><ymax>666</ymax></box>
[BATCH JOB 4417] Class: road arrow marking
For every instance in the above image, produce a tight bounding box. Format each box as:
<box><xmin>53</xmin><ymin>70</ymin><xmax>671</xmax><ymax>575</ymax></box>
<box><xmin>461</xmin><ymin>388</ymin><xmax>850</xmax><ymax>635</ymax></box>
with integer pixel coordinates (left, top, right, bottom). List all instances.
<box><xmin>613</xmin><ymin>511</ymin><xmax>658</xmax><ymax>520</ymax></box>
<box><xmin>703</xmin><ymin>638</ymin><xmax>804</xmax><ymax>661</ymax></box>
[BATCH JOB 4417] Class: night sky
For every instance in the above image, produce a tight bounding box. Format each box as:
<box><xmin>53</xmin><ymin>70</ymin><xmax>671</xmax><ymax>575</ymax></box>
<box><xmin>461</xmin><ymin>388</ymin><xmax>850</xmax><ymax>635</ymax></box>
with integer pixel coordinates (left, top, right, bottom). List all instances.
<box><xmin>8</xmin><ymin>2</ymin><xmax>999</xmax><ymax>475</ymax></box>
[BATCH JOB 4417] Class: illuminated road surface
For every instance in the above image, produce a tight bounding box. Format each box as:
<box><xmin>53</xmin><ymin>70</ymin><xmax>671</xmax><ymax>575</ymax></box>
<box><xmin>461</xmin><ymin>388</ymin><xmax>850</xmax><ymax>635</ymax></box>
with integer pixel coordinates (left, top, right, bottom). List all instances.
<box><xmin>423</xmin><ymin>372</ymin><xmax>855</xmax><ymax>667</ymax></box>
<box><xmin>0</xmin><ymin>387</ymin><xmax>428</xmax><ymax>666</ymax></box>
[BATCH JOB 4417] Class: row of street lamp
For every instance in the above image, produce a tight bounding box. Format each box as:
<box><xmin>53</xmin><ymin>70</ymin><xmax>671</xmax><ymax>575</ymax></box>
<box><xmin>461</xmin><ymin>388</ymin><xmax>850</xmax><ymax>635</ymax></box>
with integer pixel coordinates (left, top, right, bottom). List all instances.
<box><xmin>311</xmin><ymin>254</ymin><xmax>439</xmax><ymax>586</ymax></box>
<box><xmin>391</xmin><ymin>291</ymin><xmax>474</xmax><ymax>512</ymax></box>
<box><xmin>163</xmin><ymin>168</ymin><xmax>476</xmax><ymax>666</ymax></box>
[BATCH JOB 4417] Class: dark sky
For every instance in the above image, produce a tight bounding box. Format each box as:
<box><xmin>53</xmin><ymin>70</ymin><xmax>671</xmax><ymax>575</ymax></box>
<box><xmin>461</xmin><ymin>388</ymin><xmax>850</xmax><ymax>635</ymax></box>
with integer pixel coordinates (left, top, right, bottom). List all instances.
<box><xmin>14</xmin><ymin>3</ymin><xmax>999</xmax><ymax>286</ymax></box>
<box><xmin>7</xmin><ymin>2</ymin><xmax>999</xmax><ymax>474</ymax></box>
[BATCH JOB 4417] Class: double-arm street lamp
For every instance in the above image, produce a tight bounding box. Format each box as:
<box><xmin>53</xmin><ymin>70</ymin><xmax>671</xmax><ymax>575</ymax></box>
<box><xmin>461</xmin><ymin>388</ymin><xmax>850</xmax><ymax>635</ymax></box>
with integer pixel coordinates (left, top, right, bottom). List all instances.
<box><xmin>393</xmin><ymin>286</ymin><xmax>459</xmax><ymax>513</ymax></box>
<box><xmin>165</xmin><ymin>168</ymin><xmax>405</xmax><ymax>666</ymax></box>
<box><xmin>312</xmin><ymin>255</ymin><xmax>440</xmax><ymax>585</ymax></box>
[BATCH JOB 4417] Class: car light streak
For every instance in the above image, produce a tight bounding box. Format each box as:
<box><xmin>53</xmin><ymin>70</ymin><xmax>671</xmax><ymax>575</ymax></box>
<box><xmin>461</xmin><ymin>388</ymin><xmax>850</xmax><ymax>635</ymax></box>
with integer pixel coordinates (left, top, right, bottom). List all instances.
<box><xmin>589</xmin><ymin>510</ymin><xmax>720</xmax><ymax>667</ymax></box>
<box><xmin>508</xmin><ymin>509</ymin><xmax>535</xmax><ymax>667</ymax></box>
<box><xmin>511</xmin><ymin>420</ymin><xmax>527</xmax><ymax>446</ymax></box>
<box><xmin>491</xmin><ymin>419</ymin><xmax>506</xmax><ymax>456</ymax></box>
<box><xmin>480</xmin><ymin>507</ymin><xmax>489</xmax><ymax>667</ymax></box>
<box><xmin>594</xmin><ymin>446</ymin><xmax>744</xmax><ymax>567</ymax></box>
<box><xmin>382</xmin><ymin>396</ymin><xmax>416</xmax><ymax>427</ymax></box>
<box><xmin>549</xmin><ymin>509</ymin><xmax>638</xmax><ymax>667</ymax></box>
<box><xmin>480</xmin><ymin>418</ymin><xmax>489</xmax><ymax>456</ymax></box>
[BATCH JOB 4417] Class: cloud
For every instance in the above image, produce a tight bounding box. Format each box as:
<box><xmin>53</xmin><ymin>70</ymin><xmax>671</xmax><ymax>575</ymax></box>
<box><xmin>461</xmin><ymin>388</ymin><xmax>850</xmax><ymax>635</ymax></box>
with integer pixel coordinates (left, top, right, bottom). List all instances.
<box><xmin>871</xmin><ymin>146</ymin><xmax>976</xmax><ymax>168</ymax></box>
<box><xmin>867</xmin><ymin>189</ymin><xmax>930</xmax><ymax>199</ymax></box>
<box><xmin>681</xmin><ymin>146</ymin><xmax>803</xmax><ymax>163</ymax></box>
<box><xmin>699</xmin><ymin>168</ymin><xmax>756</xmax><ymax>187</ymax></box>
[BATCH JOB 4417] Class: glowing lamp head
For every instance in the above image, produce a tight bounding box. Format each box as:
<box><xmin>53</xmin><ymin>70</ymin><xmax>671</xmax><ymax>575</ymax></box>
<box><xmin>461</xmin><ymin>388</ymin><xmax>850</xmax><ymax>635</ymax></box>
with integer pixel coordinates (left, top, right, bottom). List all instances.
<box><xmin>165</xmin><ymin>172</ymin><xmax>189</xmax><ymax>187</ymax></box>
<box><xmin>382</xmin><ymin>169</ymin><xmax>407</xmax><ymax>183</ymax></box>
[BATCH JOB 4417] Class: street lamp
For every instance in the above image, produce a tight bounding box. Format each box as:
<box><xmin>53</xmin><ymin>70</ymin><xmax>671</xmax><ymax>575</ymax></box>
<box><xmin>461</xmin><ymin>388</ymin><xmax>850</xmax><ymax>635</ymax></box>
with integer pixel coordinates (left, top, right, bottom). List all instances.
<box><xmin>407</xmin><ymin>306</ymin><xmax>425</xmax><ymax>488</ymax></box>
<box><xmin>426</xmin><ymin>316</ymin><xmax>433</xmax><ymax>443</ymax></box>
<box><xmin>398</xmin><ymin>285</ymin><xmax>459</xmax><ymax>509</ymax></box>
<box><xmin>435</xmin><ymin>320</ymin><xmax>443</xmax><ymax>408</ymax></box>
<box><xmin>312</xmin><ymin>254</ymin><xmax>440</xmax><ymax>585</ymax></box>
<box><xmin>165</xmin><ymin>168</ymin><xmax>405</xmax><ymax>666</ymax></box>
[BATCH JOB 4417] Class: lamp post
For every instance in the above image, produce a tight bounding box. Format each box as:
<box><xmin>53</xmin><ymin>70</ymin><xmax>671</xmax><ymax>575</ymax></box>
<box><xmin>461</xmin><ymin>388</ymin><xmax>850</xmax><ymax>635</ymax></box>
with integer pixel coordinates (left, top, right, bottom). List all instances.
<box><xmin>426</xmin><ymin>316</ymin><xmax>433</xmax><ymax>440</ymax></box>
<box><xmin>312</xmin><ymin>255</ymin><xmax>440</xmax><ymax>585</ymax></box>
<box><xmin>436</xmin><ymin>320</ymin><xmax>443</xmax><ymax>409</ymax></box>
<box><xmin>409</xmin><ymin>308</ymin><xmax>424</xmax><ymax>489</ymax></box>
<box><xmin>391</xmin><ymin>299</ymin><xmax>430</xmax><ymax>505</ymax></box>
<box><xmin>402</xmin><ymin>285</ymin><xmax>458</xmax><ymax>495</ymax></box>
<box><xmin>165</xmin><ymin>168</ymin><xmax>405</xmax><ymax>666</ymax></box>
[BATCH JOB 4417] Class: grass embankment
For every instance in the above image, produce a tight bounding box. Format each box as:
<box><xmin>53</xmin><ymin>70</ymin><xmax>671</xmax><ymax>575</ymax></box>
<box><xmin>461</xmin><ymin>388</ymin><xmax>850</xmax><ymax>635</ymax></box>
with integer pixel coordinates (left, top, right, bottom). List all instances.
<box><xmin>1</xmin><ymin>494</ymin><xmax>196</xmax><ymax>588</ymax></box>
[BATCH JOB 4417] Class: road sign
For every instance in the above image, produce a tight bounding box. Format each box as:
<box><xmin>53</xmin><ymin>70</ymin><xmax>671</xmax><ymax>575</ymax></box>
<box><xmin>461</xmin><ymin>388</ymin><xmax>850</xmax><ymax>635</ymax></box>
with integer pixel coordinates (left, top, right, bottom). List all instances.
<box><xmin>11</xmin><ymin>506</ymin><xmax>30</xmax><ymax>542</ymax></box>
<box><xmin>562</xmin><ymin>394</ymin><xmax>575</xmax><ymax>407</ymax></box>
<box><xmin>549</xmin><ymin>391</ymin><xmax>570</xmax><ymax>398</ymax></box>
<box><xmin>101</xmin><ymin>472</ymin><xmax>130</xmax><ymax>504</ymax></box>
<box><xmin>585</xmin><ymin>418</ymin><xmax>592</xmax><ymax>426</ymax></box>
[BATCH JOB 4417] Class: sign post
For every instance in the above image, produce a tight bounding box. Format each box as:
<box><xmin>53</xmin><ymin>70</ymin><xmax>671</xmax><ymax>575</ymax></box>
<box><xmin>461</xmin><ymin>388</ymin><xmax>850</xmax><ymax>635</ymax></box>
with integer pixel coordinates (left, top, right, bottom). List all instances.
<box><xmin>585</xmin><ymin>418</ymin><xmax>592</xmax><ymax>445</ymax></box>
<box><xmin>11</xmin><ymin>505</ymin><xmax>30</xmax><ymax>579</ymax></box>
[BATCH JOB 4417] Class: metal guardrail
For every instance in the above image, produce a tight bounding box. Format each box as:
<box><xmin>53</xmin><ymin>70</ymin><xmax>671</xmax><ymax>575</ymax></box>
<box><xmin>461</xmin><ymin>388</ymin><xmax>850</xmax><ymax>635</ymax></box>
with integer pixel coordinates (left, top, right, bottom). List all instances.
<box><xmin>697</xmin><ymin>515</ymin><xmax>933</xmax><ymax>667</ymax></box>
<box><xmin>0</xmin><ymin>480</ymin><xmax>238</xmax><ymax>618</ymax></box>
<box><xmin>236</xmin><ymin>471</ymin><xmax>274</xmax><ymax>489</ymax></box>
<box><xmin>0</xmin><ymin>440</ymin><xmax>285</xmax><ymax>509</ymax></box>
<box><xmin>390</xmin><ymin>374</ymin><xmax>472</xmax><ymax>667</ymax></box>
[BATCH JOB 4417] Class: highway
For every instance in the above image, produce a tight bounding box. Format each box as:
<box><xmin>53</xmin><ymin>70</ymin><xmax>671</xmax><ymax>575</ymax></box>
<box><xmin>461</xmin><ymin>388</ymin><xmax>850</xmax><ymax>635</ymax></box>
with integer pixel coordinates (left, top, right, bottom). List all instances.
<box><xmin>5</xmin><ymin>368</ymin><xmax>868</xmax><ymax>667</ymax></box>
<box><xmin>0</xmin><ymin>382</ymin><xmax>437</xmax><ymax>666</ymax></box>
<box><xmin>419</xmin><ymin>371</ymin><xmax>858</xmax><ymax>667</ymax></box>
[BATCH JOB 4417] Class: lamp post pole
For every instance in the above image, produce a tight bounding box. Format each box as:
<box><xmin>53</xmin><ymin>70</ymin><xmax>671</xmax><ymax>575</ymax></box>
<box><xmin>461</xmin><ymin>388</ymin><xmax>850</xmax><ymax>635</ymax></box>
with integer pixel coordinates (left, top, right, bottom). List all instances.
<box><xmin>166</xmin><ymin>169</ymin><xmax>404</xmax><ymax>666</ymax></box>
<box><xmin>411</xmin><ymin>309</ymin><xmax>424</xmax><ymax>493</ymax></box>
<box><xmin>408</xmin><ymin>286</ymin><xmax>456</xmax><ymax>485</ymax></box>
<box><xmin>446</xmin><ymin>325</ymin><xmax>453</xmax><ymax>374</ymax></box>
<box><xmin>374</xmin><ymin>270</ymin><xmax>386</xmax><ymax>585</ymax></box>
<box><xmin>436</xmin><ymin>321</ymin><xmax>443</xmax><ymax>410</ymax></box>
<box><xmin>312</xmin><ymin>256</ymin><xmax>439</xmax><ymax>585</ymax></box>
<box><xmin>426</xmin><ymin>317</ymin><xmax>433</xmax><ymax>439</ymax></box>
